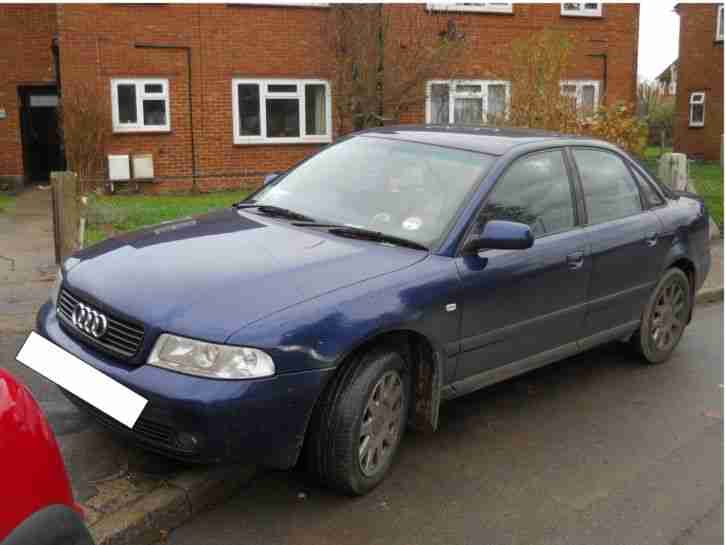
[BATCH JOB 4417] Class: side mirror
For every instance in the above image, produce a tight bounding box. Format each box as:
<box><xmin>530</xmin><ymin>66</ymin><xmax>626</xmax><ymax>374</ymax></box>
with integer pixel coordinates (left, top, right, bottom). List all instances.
<box><xmin>263</xmin><ymin>172</ymin><xmax>280</xmax><ymax>186</ymax></box>
<box><xmin>463</xmin><ymin>220</ymin><xmax>534</xmax><ymax>254</ymax></box>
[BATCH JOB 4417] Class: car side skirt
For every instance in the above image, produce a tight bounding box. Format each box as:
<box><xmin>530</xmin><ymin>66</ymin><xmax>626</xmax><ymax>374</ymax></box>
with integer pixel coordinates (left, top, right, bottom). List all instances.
<box><xmin>441</xmin><ymin>320</ymin><xmax>640</xmax><ymax>400</ymax></box>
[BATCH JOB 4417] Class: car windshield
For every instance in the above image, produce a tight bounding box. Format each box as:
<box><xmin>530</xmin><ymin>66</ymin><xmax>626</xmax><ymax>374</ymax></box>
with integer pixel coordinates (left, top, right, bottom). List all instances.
<box><xmin>250</xmin><ymin>136</ymin><xmax>495</xmax><ymax>248</ymax></box>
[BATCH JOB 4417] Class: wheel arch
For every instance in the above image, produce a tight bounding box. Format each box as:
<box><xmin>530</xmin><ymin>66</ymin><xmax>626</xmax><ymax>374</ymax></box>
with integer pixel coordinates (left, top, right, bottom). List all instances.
<box><xmin>664</xmin><ymin>255</ymin><xmax>696</xmax><ymax>322</ymax></box>
<box><xmin>314</xmin><ymin>328</ymin><xmax>445</xmax><ymax>437</ymax></box>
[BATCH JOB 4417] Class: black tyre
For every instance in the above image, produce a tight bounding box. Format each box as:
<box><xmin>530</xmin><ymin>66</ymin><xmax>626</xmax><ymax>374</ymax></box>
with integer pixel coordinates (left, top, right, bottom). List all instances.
<box><xmin>632</xmin><ymin>268</ymin><xmax>692</xmax><ymax>364</ymax></box>
<box><xmin>306</xmin><ymin>346</ymin><xmax>410</xmax><ymax>495</ymax></box>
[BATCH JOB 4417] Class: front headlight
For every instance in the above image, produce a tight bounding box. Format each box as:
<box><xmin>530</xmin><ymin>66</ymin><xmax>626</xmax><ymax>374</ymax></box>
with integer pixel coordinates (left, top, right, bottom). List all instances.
<box><xmin>51</xmin><ymin>269</ymin><xmax>63</xmax><ymax>308</ymax></box>
<box><xmin>147</xmin><ymin>334</ymin><xmax>275</xmax><ymax>380</ymax></box>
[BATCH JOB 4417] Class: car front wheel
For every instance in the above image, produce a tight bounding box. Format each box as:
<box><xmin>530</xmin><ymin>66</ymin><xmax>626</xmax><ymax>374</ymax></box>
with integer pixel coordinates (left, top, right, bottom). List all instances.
<box><xmin>307</xmin><ymin>346</ymin><xmax>410</xmax><ymax>495</ymax></box>
<box><xmin>633</xmin><ymin>268</ymin><xmax>692</xmax><ymax>364</ymax></box>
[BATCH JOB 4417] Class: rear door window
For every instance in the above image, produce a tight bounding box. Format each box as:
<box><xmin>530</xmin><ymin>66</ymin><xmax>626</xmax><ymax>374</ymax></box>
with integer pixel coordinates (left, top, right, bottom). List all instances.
<box><xmin>572</xmin><ymin>149</ymin><xmax>643</xmax><ymax>224</ymax></box>
<box><xmin>631</xmin><ymin>167</ymin><xmax>666</xmax><ymax>208</ymax></box>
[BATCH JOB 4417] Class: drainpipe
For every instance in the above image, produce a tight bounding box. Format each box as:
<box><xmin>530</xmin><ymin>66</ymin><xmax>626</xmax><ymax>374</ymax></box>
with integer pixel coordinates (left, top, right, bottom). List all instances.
<box><xmin>134</xmin><ymin>43</ymin><xmax>197</xmax><ymax>191</ymax></box>
<box><xmin>588</xmin><ymin>53</ymin><xmax>608</xmax><ymax>105</ymax></box>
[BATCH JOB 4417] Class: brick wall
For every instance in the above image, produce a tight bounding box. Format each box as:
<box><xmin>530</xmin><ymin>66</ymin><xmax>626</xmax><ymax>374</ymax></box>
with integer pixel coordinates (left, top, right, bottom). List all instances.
<box><xmin>673</xmin><ymin>3</ymin><xmax>724</xmax><ymax>161</ymax></box>
<box><xmin>3</xmin><ymin>4</ymin><xmax>640</xmax><ymax>192</ymax></box>
<box><xmin>0</xmin><ymin>4</ymin><xmax>57</xmax><ymax>186</ymax></box>
<box><xmin>389</xmin><ymin>3</ymin><xmax>640</xmax><ymax>124</ymax></box>
<box><xmin>57</xmin><ymin>4</ymin><xmax>332</xmax><ymax>193</ymax></box>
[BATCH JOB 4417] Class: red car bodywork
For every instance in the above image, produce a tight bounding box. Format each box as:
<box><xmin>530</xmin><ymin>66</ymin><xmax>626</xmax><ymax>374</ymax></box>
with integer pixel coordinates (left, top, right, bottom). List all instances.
<box><xmin>0</xmin><ymin>369</ymin><xmax>77</xmax><ymax>540</ymax></box>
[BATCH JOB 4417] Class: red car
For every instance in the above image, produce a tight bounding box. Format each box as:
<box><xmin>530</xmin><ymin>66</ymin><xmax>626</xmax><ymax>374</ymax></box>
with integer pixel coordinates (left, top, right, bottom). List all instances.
<box><xmin>0</xmin><ymin>369</ymin><xmax>93</xmax><ymax>545</ymax></box>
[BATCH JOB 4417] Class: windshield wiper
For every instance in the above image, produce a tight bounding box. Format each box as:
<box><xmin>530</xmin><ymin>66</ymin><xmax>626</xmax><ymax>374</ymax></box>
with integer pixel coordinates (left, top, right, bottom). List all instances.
<box><xmin>292</xmin><ymin>222</ymin><xmax>428</xmax><ymax>251</ymax></box>
<box><xmin>235</xmin><ymin>203</ymin><xmax>317</xmax><ymax>223</ymax></box>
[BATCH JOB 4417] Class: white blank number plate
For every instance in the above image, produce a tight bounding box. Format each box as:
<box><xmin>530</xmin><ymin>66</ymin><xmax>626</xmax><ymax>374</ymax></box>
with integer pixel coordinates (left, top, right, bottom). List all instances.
<box><xmin>16</xmin><ymin>331</ymin><xmax>148</xmax><ymax>428</ymax></box>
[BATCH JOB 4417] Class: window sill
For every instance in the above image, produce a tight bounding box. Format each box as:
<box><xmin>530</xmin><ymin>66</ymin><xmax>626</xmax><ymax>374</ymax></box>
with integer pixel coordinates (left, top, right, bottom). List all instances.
<box><xmin>561</xmin><ymin>13</ymin><xmax>603</xmax><ymax>18</ymax></box>
<box><xmin>427</xmin><ymin>9</ymin><xmax>514</xmax><ymax>15</ymax></box>
<box><xmin>113</xmin><ymin>127</ymin><xmax>171</xmax><ymax>134</ymax></box>
<box><xmin>226</xmin><ymin>3</ymin><xmax>330</xmax><ymax>8</ymax></box>
<box><xmin>233</xmin><ymin>136</ymin><xmax>332</xmax><ymax>145</ymax></box>
<box><xmin>688</xmin><ymin>124</ymin><xmax>705</xmax><ymax>129</ymax></box>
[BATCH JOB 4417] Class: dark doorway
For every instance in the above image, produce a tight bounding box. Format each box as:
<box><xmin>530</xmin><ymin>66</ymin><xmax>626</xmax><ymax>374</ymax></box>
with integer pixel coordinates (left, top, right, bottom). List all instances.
<box><xmin>19</xmin><ymin>85</ymin><xmax>65</xmax><ymax>184</ymax></box>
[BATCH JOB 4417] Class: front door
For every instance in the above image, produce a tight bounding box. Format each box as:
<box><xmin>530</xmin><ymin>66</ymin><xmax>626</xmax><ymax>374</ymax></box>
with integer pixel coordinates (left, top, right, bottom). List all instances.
<box><xmin>454</xmin><ymin>149</ymin><xmax>589</xmax><ymax>384</ymax></box>
<box><xmin>19</xmin><ymin>86</ymin><xmax>65</xmax><ymax>184</ymax></box>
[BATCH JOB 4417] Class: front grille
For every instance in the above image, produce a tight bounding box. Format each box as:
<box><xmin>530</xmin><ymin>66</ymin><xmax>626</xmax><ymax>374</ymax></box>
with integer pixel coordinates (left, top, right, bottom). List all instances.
<box><xmin>57</xmin><ymin>288</ymin><xmax>145</xmax><ymax>359</ymax></box>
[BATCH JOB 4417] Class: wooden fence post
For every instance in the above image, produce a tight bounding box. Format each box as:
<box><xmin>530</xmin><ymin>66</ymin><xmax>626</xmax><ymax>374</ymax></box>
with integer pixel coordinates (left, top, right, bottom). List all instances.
<box><xmin>51</xmin><ymin>171</ymin><xmax>80</xmax><ymax>265</ymax></box>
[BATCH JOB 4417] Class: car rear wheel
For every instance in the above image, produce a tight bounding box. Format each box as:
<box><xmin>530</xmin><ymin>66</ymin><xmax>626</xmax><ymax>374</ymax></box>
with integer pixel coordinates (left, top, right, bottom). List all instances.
<box><xmin>306</xmin><ymin>346</ymin><xmax>410</xmax><ymax>495</ymax></box>
<box><xmin>632</xmin><ymin>268</ymin><xmax>692</xmax><ymax>364</ymax></box>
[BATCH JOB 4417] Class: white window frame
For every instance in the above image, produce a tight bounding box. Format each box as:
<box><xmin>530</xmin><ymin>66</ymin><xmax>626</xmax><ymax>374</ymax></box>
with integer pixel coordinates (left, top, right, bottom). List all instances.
<box><xmin>560</xmin><ymin>80</ymin><xmax>601</xmax><ymax>112</ymax></box>
<box><xmin>231</xmin><ymin>78</ymin><xmax>332</xmax><ymax>145</ymax></box>
<box><xmin>717</xmin><ymin>5</ymin><xmax>724</xmax><ymax>42</ymax></box>
<box><xmin>427</xmin><ymin>3</ymin><xmax>513</xmax><ymax>14</ymax></box>
<box><xmin>425</xmin><ymin>79</ymin><xmax>511</xmax><ymax>125</ymax></box>
<box><xmin>561</xmin><ymin>3</ymin><xmax>602</xmax><ymax>17</ymax></box>
<box><xmin>111</xmin><ymin>78</ymin><xmax>170</xmax><ymax>133</ymax></box>
<box><xmin>689</xmin><ymin>92</ymin><xmax>705</xmax><ymax>128</ymax></box>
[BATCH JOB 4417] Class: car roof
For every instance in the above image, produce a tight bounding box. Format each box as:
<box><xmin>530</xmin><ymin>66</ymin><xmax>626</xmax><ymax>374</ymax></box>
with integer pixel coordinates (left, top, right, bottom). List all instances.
<box><xmin>355</xmin><ymin>125</ymin><xmax>614</xmax><ymax>156</ymax></box>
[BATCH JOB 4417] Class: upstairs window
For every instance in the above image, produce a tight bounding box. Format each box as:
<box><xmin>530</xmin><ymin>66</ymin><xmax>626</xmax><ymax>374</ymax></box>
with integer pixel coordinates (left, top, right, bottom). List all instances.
<box><xmin>717</xmin><ymin>5</ymin><xmax>724</xmax><ymax>42</ymax></box>
<box><xmin>560</xmin><ymin>80</ymin><xmax>600</xmax><ymax>114</ymax></box>
<box><xmin>426</xmin><ymin>80</ymin><xmax>510</xmax><ymax>125</ymax></box>
<box><xmin>111</xmin><ymin>79</ymin><xmax>170</xmax><ymax>132</ymax></box>
<box><xmin>427</xmin><ymin>3</ymin><xmax>513</xmax><ymax>14</ymax></box>
<box><xmin>689</xmin><ymin>92</ymin><xmax>705</xmax><ymax>127</ymax></box>
<box><xmin>561</xmin><ymin>3</ymin><xmax>602</xmax><ymax>17</ymax></box>
<box><xmin>232</xmin><ymin>79</ymin><xmax>331</xmax><ymax>144</ymax></box>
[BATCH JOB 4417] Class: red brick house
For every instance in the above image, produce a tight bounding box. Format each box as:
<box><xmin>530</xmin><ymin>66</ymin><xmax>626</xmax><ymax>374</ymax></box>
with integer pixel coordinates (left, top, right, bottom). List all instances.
<box><xmin>656</xmin><ymin>60</ymin><xmax>678</xmax><ymax>98</ymax></box>
<box><xmin>0</xmin><ymin>3</ymin><xmax>640</xmax><ymax>192</ymax></box>
<box><xmin>673</xmin><ymin>3</ymin><xmax>724</xmax><ymax>161</ymax></box>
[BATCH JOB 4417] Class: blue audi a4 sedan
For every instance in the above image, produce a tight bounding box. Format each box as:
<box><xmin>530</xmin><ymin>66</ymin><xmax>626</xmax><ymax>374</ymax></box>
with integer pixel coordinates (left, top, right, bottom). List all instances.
<box><xmin>37</xmin><ymin>126</ymin><xmax>711</xmax><ymax>495</ymax></box>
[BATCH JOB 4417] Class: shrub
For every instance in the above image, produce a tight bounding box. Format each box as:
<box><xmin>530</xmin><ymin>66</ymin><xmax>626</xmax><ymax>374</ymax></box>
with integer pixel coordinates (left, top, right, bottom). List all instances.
<box><xmin>576</xmin><ymin>102</ymin><xmax>649</xmax><ymax>156</ymax></box>
<box><xmin>504</xmin><ymin>30</ymin><xmax>647</xmax><ymax>157</ymax></box>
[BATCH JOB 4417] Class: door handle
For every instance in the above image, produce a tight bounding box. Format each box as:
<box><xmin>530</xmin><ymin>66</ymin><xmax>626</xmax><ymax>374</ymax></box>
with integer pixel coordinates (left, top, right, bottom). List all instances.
<box><xmin>566</xmin><ymin>251</ymin><xmax>585</xmax><ymax>270</ymax></box>
<box><xmin>645</xmin><ymin>232</ymin><xmax>659</xmax><ymax>247</ymax></box>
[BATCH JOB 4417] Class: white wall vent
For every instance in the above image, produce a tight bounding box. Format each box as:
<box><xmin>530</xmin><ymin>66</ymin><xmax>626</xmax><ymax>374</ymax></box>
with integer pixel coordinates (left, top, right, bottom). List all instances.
<box><xmin>108</xmin><ymin>155</ymin><xmax>130</xmax><ymax>181</ymax></box>
<box><xmin>132</xmin><ymin>154</ymin><xmax>154</xmax><ymax>180</ymax></box>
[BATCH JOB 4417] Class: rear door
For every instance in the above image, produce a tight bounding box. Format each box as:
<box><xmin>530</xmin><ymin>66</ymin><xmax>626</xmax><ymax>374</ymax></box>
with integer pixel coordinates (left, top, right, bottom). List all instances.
<box><xmin>454</xmin><ymin>148</ymin><xmax>590</xmax><ymax>383</ymax></box>
<box><xmin>569</xmin><ymin>147</ymin><xmax>664</xmax><ymax>344</ymax></box>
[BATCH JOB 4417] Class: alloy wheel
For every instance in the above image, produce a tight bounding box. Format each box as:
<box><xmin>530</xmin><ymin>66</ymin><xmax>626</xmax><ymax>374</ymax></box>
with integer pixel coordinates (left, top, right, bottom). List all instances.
<box><xmin>649</xmin><ymin>277</ymin><xmax>688</xmax><ymax>352</ymax></box>
<box><xmin>358</xmin><ymin>370</ymin><xmax>405</xmax><ymax>477</ymax></box>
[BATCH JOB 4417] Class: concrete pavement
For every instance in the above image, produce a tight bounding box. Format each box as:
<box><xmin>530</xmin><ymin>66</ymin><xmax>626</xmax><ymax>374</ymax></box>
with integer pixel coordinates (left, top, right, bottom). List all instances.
<box><xmin>166</xmin><ymin>303</ymin><xmax>723</xmax><ymax>545</ymax></box>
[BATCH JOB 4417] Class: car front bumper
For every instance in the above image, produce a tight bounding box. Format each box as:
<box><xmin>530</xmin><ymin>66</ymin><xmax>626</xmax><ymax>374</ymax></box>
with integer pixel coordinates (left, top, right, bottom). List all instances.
<box><xmin>36</xmin><ymin>301</ymin><xmax>334</xmax><ymax>468</ymax></box>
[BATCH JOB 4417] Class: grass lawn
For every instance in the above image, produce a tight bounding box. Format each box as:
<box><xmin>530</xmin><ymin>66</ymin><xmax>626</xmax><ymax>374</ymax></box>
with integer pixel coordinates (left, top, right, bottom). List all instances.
<box><xmin>642</xmin><ymin>146</ymin><xmax>723</xmax><ymax>230</ymax></box>
<box><xmin>85</xmin><ymin>189</ymin><xmax>252</xmax><ymax>246</ymax></box>
<box><xmin>691</xmin><ymin>161</ymin><xmax>724</xmax><ymax>231</ymax></box>
<box><xmin>0</xmin><ymin>193</ymin><xmax>16</xmax><ymax>214</ymax></box>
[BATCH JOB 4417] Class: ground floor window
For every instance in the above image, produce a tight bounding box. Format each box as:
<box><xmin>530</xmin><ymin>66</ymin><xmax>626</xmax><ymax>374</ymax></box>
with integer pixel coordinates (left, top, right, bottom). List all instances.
<box><xmin>426</xmin><ymin>80</ymin><xmax>510</xmax><ymax>125</ymax></box>
<box><xmin>111</xmin><ymin>79</ymin><xmax>170</xmax><ymax>132</ymax></box>
<box><xmin>560</xmin><ymin>80</ymin><xmax>600</xmax><ymax>114</ymax></box>
<box><xmin>232</xmin><ymin>79</ymin><xmax>332</xmax><ymax>144</ymax></box>
<box><xmin>689</xmin><ymin>92</ymin><xmax>705</xmax><ymax>127</ymax></box>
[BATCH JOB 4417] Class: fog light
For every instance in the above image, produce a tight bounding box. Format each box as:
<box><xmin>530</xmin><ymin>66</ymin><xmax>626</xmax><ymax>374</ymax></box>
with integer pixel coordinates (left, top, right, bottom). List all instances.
<box><xmin>176</xmin><ymin>432</ymin><xmax>199</xmax><ymax>452</ymax></box>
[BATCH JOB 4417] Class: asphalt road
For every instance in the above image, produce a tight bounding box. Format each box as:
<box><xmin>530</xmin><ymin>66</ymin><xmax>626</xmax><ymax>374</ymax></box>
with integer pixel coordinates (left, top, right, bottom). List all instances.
<box><xmin>166</xmin><ymin>303</ymin><xmax>723</xmax><ymax>545</ymax></box>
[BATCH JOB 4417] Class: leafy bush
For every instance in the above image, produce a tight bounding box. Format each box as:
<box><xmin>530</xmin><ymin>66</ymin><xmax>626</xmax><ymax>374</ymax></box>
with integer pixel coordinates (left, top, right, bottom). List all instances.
<box><xmin>505</xmin><ymin>30</ymin><xmax>647</xmax><ymax>156</ymax></box>
<box><xmin>577</xmin><ymin>102</ymin><xmax>649</xmax><ymax>156</ymax></box>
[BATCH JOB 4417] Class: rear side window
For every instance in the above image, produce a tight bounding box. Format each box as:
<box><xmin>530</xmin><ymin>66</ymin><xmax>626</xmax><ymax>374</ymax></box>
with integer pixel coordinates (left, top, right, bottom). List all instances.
<box><xmin>476</xmin><ymin>150</ymin><xmax>575</xmax><ymax>237</ymax></box>
<box><xmin>572</xmin><ymin>149</ymin><xmax>643</xmax><ymax>224</ymax></box>
<box><xmin>631</xmin><ymin>167</ymin><xmax>665</xmax><ymax>208</ymax></box>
